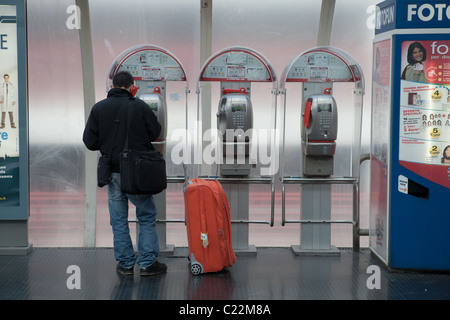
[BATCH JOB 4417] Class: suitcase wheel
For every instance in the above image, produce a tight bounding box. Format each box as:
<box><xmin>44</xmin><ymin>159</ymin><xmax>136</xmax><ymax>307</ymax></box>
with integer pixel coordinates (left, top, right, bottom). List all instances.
<box><xmin>190</xmin><ymin>262</ymin><xmax>203</xmax><ymax>275</ymax></box>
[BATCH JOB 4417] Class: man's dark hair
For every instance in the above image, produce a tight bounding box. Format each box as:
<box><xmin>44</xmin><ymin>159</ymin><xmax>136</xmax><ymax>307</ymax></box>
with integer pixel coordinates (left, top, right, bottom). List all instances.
<box><xmin>112</xmin><ymin>71</ymin><xmax>134</xmax><ymax>88</ymax></box>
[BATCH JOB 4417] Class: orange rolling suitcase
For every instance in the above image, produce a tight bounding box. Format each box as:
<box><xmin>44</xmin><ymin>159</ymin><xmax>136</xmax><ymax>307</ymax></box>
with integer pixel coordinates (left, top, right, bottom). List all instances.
<box><xmin>184</xmin><ymin>178</ymin><xmax>236</xmax><ymax>275</ymax></box>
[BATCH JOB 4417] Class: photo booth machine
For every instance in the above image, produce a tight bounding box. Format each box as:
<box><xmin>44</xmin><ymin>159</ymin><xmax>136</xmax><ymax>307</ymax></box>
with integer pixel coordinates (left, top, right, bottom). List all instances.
<box><xmin>107</xmin><ymin>44</ymin><xmax>189</xmax><ymax>254</ymax></box>
<box><xmin>371</xmin><ymin>0</ymin><xmax>450</xmax><ymax>271</ymax></box>
<box><xmin>280</xmin><ymin>46</ymin><xmax>365</xmax><ymax>255</ymax></box>
<box><xmin>196</xmin><ymin>46</ymin><xmax>278</xmax><ymax>254</ymax></box>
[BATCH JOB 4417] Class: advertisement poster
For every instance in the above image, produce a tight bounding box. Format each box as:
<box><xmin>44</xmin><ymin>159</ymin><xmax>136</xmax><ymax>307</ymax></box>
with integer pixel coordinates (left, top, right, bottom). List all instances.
<box><xmin>0</xmin><ymin>5</ymin><xmax>20</xmax><ymax>206</ymax></box>
<box><xmin>371</xmin><ymin>39</ymin><xmax>391</xmax><ymax>261</ymax></box>
<box><xmin>399</xmin><ymin>40</ymin><xmax>450</xmax><ymax>189</ymax></box>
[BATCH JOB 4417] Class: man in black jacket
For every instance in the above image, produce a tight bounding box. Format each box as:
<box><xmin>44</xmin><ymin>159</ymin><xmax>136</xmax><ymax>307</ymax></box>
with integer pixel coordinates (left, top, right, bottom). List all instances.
<box><xmin>83</xmin><ymin>71</ymin><xmax>167</xmax><ymax>276</ymax></box>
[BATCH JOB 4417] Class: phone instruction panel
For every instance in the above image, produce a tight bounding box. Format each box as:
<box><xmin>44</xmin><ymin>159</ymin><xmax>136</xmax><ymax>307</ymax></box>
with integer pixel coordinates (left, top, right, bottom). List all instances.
<box><xmin>285</xmin><ymin>51</ymin><xmax>353</xmax><ymax>82</ymax></box>
<box><xmin>117</xmin><ymin>49</ymin><xmax>186</xmax><ymax>81</ymax></box>
<box><xmin>201</xmin><ymin>51</ymin><xmax>272</xmax><ymax>82</ymax></box>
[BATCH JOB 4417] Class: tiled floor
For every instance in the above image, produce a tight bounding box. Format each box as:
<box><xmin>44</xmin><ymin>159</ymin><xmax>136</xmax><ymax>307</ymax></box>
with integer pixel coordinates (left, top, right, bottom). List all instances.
<box><xmin>1</xmin><ymin>247</ymin><xmax>450</xmax><ymax>302</ymax></box>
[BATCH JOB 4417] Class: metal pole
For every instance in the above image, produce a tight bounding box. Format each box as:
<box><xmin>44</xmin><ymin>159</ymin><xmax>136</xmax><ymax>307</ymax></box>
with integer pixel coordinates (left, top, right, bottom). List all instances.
<box><xmin>352</xmin><ymin>183</ymin><xmax>360</xmax><ymax>251</ymax></box>
<box><xmin>200</xmin><ymin>0</ymin><xmax>212</xmax><ymax>177</ymax></box>
<box><xmin>317</xmin><ymin>0</ymin><xmax>336</xmax><ymax>46</ymax></box>
<box><xmin>76</xmin><ymin>0</ymin><xmax>97</xmax><ymax>247</ymax></box>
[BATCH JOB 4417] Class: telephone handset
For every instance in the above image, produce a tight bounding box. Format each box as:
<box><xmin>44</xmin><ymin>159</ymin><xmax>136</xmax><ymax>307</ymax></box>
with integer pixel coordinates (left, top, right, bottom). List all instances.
<box><xmin>304</xmin><ymin>99</ymin><xmax>313</xmax><ymax>128</ymax></box>
<box><xmin>131</xmin><ymin>85</ymin><xmax>139</xmax><ymax>96</ymax></box>
<box><xmin>302</xmin><ymin>94</ymin><xmax>338</xmax><ymax>157</ymax></box>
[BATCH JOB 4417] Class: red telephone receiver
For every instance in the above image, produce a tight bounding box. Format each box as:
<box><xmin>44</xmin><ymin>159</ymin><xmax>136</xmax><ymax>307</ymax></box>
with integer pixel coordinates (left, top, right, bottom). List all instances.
<box><xmin>304</xmin><ymin>98</ymin><xmax>313</xmax><ymax>128</ymax></box>
<box><xmin>222</xmin><ymin>87</ymin><xmax>247</xmax><ymax>95</ymax></box>
<box><xmin>130</xmin><ymin>85</ymin><xmax>139</xmax><ymax>96</ymax></box>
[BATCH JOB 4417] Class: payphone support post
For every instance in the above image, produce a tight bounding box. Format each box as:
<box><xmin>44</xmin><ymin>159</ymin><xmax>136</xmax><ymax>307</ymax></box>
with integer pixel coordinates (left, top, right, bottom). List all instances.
<box><xmin>280</xmin><ymin>46</ymin><xmax>365</xmax><ymax>255</ymax></box>
<box><xmin>196</xmin><ymin>46</ymin><xmax>278</xmax><ymax>254</ymax></box>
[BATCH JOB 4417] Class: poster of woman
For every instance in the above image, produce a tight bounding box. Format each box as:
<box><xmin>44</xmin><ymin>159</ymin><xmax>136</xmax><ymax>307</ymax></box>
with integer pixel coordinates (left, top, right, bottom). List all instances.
<box><xmin>399</xmin><ymin>39</ymin><xmax>450</xmax><ymax>189</ymax></box>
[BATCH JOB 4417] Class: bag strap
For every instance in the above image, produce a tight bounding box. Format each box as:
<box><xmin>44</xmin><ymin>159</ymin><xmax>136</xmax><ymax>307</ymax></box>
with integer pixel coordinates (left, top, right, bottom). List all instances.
<box><xmin>106</xmin><ymin>105</ymin><xmax>123</xmax><ymax>159</ymax></box>
<box><xmin>123</xmin><ymin>99</ymin><xmax>134</xmax><ymax>153</ymax></box>
<box><xmin>123</xmin><ymin>98</ymin><xmax>156</xmax><ymax>153</ymax></box>
<box><xmin>106</xmin><ymin>120</ymin><xmax>119</xmax><ymax>159</ymax></box>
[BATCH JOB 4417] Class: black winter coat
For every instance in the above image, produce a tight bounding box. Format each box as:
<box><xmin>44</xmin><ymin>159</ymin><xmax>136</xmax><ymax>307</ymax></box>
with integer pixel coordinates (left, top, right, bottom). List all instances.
<box><xmin>83</xmin><ymin>88</ymin><xmax>161</xmax><ymax>172</ymax></box>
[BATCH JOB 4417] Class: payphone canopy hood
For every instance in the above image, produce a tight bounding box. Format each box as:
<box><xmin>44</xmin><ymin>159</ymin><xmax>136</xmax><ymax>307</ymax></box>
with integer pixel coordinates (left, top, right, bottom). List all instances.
<box><xmin>106</xmin><ymin>44</ymin><xmax>189</xmax><ymax>92</ymax></box>
<box><xmin>197</xmin><ymin>46</ymin><xmax>277</xmax><ymax>89</ymax></box>
<box><xmin>280</xmin><ymin>46</ymin><xmax>365</xmax><ymax>90</ymax></box>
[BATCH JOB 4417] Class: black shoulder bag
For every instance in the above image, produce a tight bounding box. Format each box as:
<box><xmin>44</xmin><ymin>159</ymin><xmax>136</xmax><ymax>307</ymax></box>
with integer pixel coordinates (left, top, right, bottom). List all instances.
<box><xmin>120</xmin><ymin>100</ymin><xmax>167</xmax><ymax>195</ymax></box>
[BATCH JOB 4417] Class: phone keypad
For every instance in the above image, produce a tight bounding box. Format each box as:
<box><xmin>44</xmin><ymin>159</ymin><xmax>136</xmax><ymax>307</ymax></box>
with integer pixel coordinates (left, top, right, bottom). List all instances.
<box><xmin>319</xmin><ymin>114</ymin><xmax>331</xmax><ymax>126</ymax></box>
<box><xmin>233</xmin><ymin>113</ymin><xmax>246</xmax><ymax>128</ymax></box>
<box><xmin>319</xmin><ymin>114</ymin><xmax>332</xmax><ymax>137</ymax></box>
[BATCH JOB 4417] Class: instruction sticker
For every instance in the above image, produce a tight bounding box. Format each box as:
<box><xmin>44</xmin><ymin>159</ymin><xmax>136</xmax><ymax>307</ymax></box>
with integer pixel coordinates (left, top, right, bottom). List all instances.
<box><xmin>398</xmin><ymin>175</ymin><xmax>408</xmax><ymax>194</ymax></box>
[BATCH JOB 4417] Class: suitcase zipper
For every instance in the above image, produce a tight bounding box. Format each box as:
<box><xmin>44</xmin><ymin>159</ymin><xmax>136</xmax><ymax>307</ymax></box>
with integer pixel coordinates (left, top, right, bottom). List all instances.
<box><xmin>198</xmin><ymin>185</ymin><xmax>210</xmax><ymax>272</ymax></box>
<box><xmin>220</xmin><ymin>188</ymin><xmax>235</xmax><ymax>266</ymax></box>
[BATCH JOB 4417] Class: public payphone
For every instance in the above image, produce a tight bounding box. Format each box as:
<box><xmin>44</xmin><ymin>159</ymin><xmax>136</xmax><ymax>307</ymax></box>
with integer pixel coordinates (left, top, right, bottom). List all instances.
<box><xmin>217</xmin><ymin>86</ymin><xmax>254</xmax><ymax>176</ymax></box>
<box><xmin>302</xmin><ymin>93</ymin><xmax>338</xmax><ymax>176</ymax></box>
<box><xmin>139</xmin><ymin>88</ymin><xmax>167</xmax><ymax>145</ymax></box>
<box><xmin>280</xmin><ymin>46</ymin><xmax>365</xmax><ymax>255</ymax></box>
<box><xmin>107</xmin><ymin>44</ymin><xmax>189</xmax><ymax>254</ymax></box>
<box><xmin>197</xmin><ymin>46</ymin><xmax>277</xmax><ymax>254</ymax></box>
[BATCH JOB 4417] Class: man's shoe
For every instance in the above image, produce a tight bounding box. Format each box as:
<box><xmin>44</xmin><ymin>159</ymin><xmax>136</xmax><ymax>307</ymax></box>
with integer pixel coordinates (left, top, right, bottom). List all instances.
<box><xmin>116</xmin><ymin>263</ymin><xmax>134</xmax><ymax>276</ymax></box>
<box><xmin>140</xmin><ymin>261</ymin><xmax>167</xmax><ymax>276</ymax></box>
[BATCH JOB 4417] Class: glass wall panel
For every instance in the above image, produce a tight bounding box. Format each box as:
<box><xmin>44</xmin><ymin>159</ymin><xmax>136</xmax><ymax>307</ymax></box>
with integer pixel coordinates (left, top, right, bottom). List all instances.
<box><xmin>211</xmin><ymin>0</ymin><xmax>376</xmax><ymax>247</ymax></box>
<box><xmin>87</xmin><ymin>0</ymin><xmax>200</xmax><ymax>247</ymax></box>
<box><xmin>28</xmin><ymin>0</ymin><xmax>377</xmax><ymax>248</ymax></box>
<box><xmin>209</xmin><ymin>0</ymin><xmax>318</xmax><ymax>247</ymax></box>
<box><xmin>28</xmin><ymin>0</ymin><xmax>85</xmax><ymax>246</ymax></box>
<box><xmin>330</xmin><ymin>0</ymin><xmax>377</xmax><ymax>247</ymax></box>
